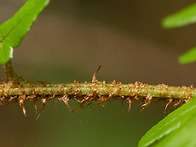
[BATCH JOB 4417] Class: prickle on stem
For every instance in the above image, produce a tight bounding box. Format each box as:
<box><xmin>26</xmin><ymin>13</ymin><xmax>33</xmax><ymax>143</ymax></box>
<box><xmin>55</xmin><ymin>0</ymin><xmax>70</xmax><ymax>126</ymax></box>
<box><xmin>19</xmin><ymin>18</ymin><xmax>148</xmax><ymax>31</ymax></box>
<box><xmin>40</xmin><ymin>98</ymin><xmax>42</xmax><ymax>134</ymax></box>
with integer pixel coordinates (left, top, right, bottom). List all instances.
<box><xmin>164</xmin><ymin>99</ymin><xmax>173</xmax><ymax>113</ymax></box>
<box><xmin>141</xmin><ymin>94</ymin><xmax>152</xmax><ymax>109</ymax></box>
<box><xmin>59</xmin><ymin>95</ymin><xmax>72</xmax><ymax>111</ymax></box>
<box><xmin>18</xmin><ymin>96</ymin><xmax>26</xmax><ymax>116</ymax></box>
<box><xmin>92</xmin><ymin>65</ymin><xmax>102</xmax><ymax>83</ymax></box>
<box><xmin>127</xmin><ymin>98</ymin><xmax>132</xmax><ymax>111</ymax></box>
<box><xmin>42</xmin><ymin>98</ymin><xmax>47</xmax><ymax>111</ymax></box>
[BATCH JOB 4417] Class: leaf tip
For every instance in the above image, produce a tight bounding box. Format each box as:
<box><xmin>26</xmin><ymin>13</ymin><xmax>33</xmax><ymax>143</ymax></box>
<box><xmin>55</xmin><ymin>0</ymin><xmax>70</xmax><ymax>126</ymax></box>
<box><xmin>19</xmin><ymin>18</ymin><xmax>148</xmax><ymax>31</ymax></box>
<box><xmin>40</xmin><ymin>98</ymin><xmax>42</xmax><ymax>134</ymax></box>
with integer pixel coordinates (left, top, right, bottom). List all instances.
<box><xmin>162</xmin><ymin>15</ymin><xmax>185</xmax><ymax>29</ymax></box>
<box><xmin>162</xmin><ymin>17</ymin><xmax>172</xmax><ymax>28</ymax></box>
<box><xmin>178</xmin><ymin>47</ymin><xmax>196</xmax><ymax>64</ymax></box>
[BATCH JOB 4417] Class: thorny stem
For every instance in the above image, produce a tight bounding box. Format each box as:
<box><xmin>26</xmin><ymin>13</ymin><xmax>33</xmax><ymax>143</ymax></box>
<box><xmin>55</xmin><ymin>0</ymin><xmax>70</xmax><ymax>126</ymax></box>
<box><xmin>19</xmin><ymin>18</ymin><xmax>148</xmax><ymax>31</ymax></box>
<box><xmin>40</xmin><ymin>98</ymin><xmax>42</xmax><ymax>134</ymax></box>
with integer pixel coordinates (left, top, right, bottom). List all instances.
<box><xmin>0</xmin><ymin>63</ymin><xmax>195</xmax><ymax>116</ymax></box>
<box><xmin>0</xmin><ymin>80</ymin><xmax>195</xmax><ymax>113</ymax></box>
<box><xmin>0</xmin><ymin>82</ymin><xmax>195</xmax><ymax>100</ymax></box>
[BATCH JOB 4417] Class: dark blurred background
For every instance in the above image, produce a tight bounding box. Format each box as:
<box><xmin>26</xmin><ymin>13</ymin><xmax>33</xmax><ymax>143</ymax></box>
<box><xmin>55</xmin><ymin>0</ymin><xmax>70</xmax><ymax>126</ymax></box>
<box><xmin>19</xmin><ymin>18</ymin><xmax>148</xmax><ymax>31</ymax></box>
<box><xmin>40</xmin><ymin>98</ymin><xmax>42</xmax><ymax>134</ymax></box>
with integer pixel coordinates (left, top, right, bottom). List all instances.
<box><xmin>0</xmin><ymin>0</ymin><xmax>196</xmax><ymax>146</ymax></box>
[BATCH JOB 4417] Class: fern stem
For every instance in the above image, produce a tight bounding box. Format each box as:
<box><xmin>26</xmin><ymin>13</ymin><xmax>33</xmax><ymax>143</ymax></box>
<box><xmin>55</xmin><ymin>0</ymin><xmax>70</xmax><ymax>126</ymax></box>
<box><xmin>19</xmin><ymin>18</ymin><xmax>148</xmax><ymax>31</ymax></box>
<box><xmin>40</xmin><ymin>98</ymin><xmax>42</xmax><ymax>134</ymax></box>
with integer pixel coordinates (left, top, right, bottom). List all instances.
<box><xmin>0</xmin><ymin>81</ymin><xmax>194</xmax><ymax>105</ymax></box>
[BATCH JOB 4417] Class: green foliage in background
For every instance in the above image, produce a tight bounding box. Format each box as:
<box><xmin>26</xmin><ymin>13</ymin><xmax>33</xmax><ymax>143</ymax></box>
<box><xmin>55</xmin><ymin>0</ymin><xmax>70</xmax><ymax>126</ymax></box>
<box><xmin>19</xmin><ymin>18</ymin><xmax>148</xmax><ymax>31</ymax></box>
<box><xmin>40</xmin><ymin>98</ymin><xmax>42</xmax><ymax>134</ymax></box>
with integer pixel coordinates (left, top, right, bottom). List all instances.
<box><xmin>139</xmin><ymin>99</ymin><xmax>196</xmax><ymax>147</ymax></box>
<box><xmin>139</xmin><ymin>3</ymin><xmax>196</xmax><ymax>147</ymax></box>
<box><xmin>163</xmin><ymin>3</ymin><xmax>196</xmax><ymax>64</ymax></box>
<box><xmin>0</xmin><ymin>0</ymin><xmax>50</xmax><ymax>64</ymax></box>
<box><xmin>162</xmin><ymin>3</ymin><xmax>196</xmax><ymax>28</ymax></box>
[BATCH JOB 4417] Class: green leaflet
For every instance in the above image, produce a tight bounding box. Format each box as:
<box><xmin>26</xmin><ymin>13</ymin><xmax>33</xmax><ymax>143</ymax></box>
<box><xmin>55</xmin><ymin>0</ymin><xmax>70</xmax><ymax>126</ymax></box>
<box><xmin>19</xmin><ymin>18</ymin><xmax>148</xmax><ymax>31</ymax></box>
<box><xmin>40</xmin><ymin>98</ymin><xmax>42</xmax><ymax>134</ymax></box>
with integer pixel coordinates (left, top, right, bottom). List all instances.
<box><xmin>162</xmin><ymin>3</ymin><xmax>196</xmax><ymax>64</ymax></box>
<box><xmin>179</xmin><ymin>47</ymin><xmax>196</xmax><ymax>64</ymax></box>
<box><xmin>0</xmin><ymin>0</ymin><xmax>50</xmax><ymax>64</ymax></box>
<box><xmin>162</xmin><ymin>3</ymin><xmax>196</xmax><ymax>28</ymax></box>
<box><xmin>138</xmin><ymin>99</ymin><xmax>196</xmax><ymax>147</ymax></box>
